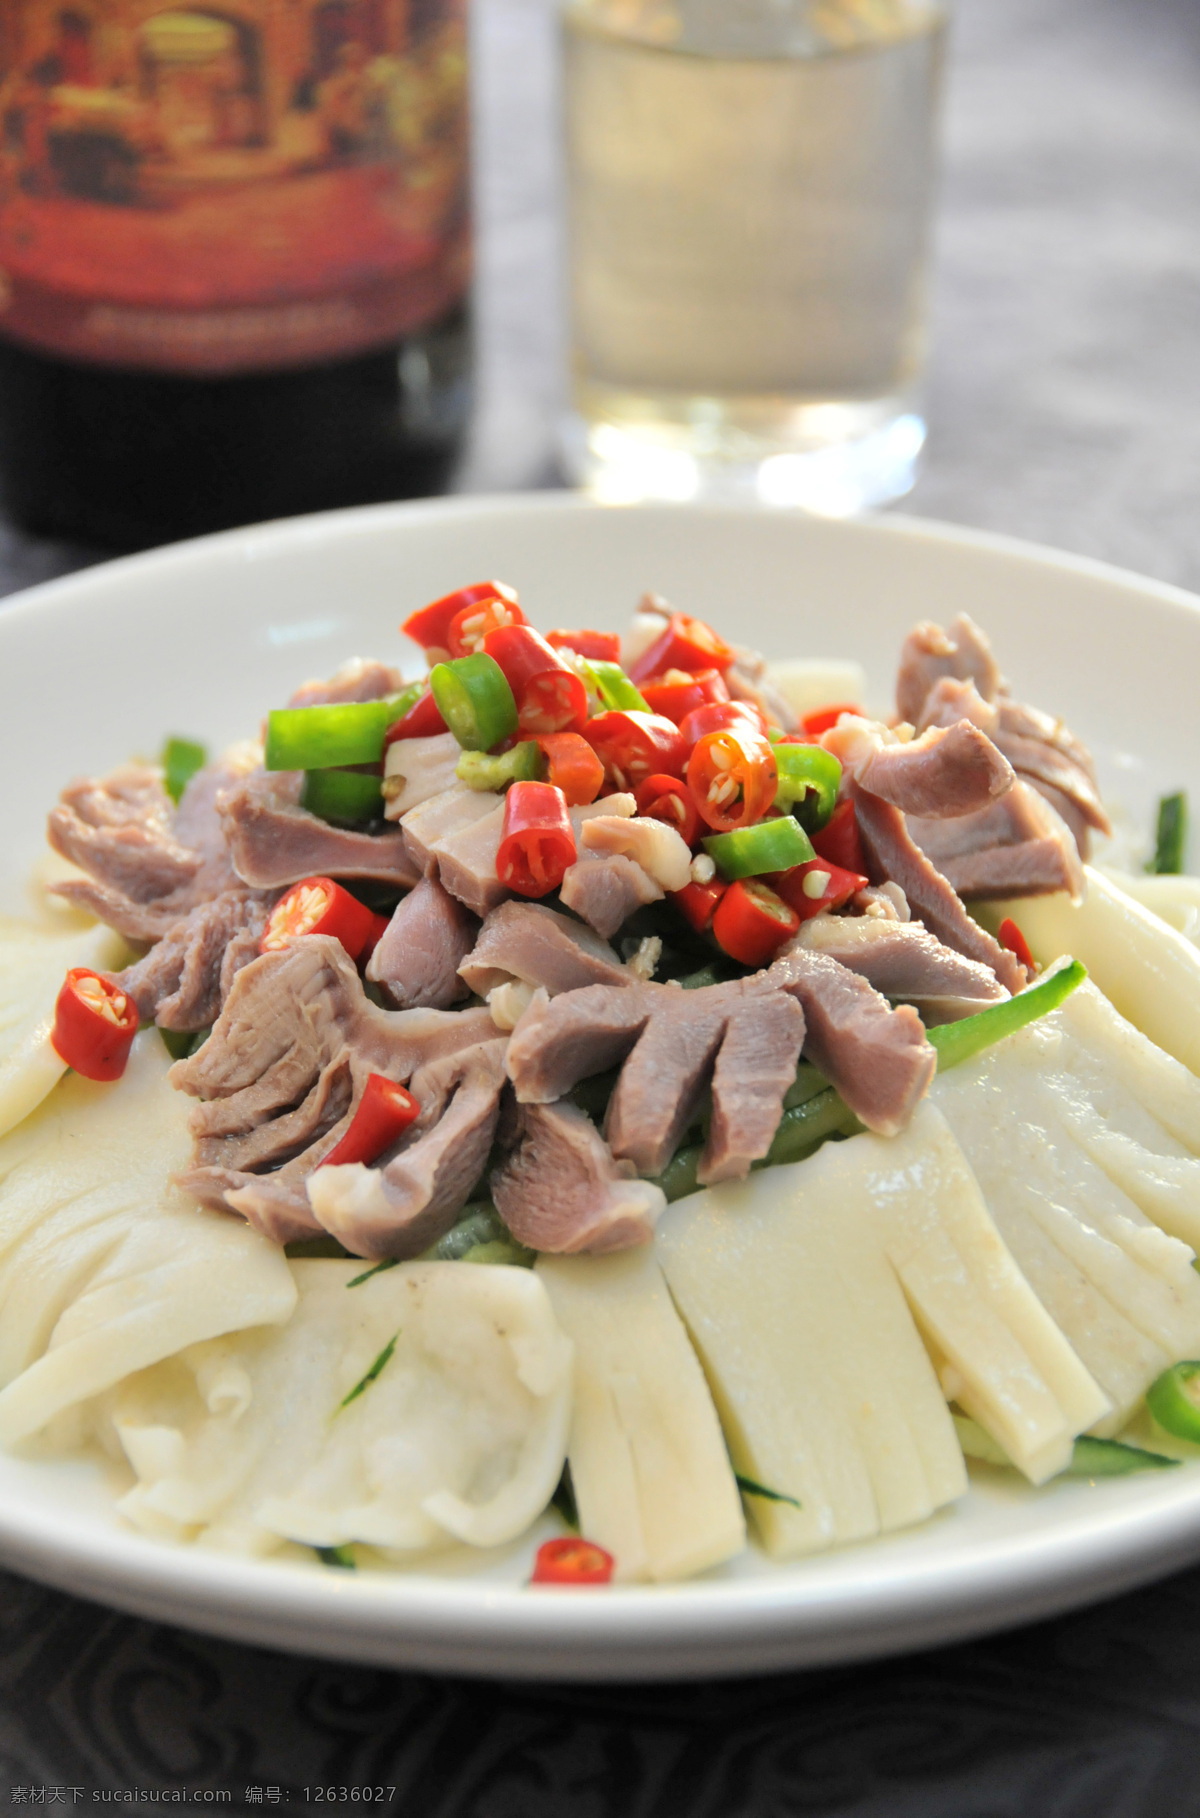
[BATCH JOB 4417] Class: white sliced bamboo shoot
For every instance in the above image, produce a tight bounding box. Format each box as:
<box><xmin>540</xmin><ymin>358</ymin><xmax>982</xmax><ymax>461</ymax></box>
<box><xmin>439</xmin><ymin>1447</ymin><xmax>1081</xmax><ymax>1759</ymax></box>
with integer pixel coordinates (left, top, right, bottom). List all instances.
<box><xmin>536</xmin><ymin>1250</ymin><xmax>745</xmax><ymax>1582</ymax></box>
<box><xmin>986</xmin><ymin>869</ymin><xmax>1200</xmax><ymax>1073</ymax></box>
<box><xmin>0</xmin><ymin>914</ymin><xmax>126</xmax><ymax>1139</ymax></box>
<box><xmin>860</xmin><ymin>1103</ymin><xmax>1110</xmax><ymax>1482</ymax></box>
<box><xmin>656</xmin><ymin>1150</ymin><xmax>966</xmax><ymax>1558</ymax></box>
<box><xmin>0</xmin><ymin>1032</ymin><xmax>296</xmax><ymax>1445</ymax></box>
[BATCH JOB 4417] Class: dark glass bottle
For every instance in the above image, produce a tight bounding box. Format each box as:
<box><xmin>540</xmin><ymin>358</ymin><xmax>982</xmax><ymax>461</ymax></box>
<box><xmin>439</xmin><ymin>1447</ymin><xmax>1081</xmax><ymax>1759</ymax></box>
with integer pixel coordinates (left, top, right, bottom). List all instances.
<box><xmin>0</xmin><ymin>0</ymin><xmax>472</xmax><ymax>550</ymax></box>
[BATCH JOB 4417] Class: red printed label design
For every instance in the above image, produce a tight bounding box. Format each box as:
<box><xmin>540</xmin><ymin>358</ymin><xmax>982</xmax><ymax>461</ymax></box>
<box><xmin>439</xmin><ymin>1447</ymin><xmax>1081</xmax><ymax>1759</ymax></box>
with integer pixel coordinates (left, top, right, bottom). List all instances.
<box><xmin>0</xmin><ymin>0</ymin><xmax>470</xmax><ymax>373</ymax></box>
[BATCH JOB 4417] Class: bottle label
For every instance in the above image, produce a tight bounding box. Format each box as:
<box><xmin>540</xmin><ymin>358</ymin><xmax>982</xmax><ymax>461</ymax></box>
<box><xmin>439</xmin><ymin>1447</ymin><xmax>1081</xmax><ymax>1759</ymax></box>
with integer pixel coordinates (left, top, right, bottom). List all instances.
<box><xmin>0</xmin><ymin>0</ymin><xmax>470</xmax><ymax>374</ymax></box>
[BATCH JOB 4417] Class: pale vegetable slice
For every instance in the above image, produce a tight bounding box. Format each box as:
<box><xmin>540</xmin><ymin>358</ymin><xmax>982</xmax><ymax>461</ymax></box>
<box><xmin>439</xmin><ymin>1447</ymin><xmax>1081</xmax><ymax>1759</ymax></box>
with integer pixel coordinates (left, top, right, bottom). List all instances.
<box><xmin>985</xmin><ymin>868</ymin><xmax>1200</xmax><ymax>1072</ymax></box>
<box><xmin>656</xmin><ymin>1151</ymin><xmax>966</xmax><ymax>1559</ymax></box>
<box><xmin>110</xmin><ymin>1260</ymin><xmax>573</xmax><ymax>1557</ymax></box>
<box><xmin>536</xmin><ymin>1250</ymin><xmax>745</xmax><ymax>1582</ymax></box>
<box><xmin>0</xmin><ymin>1032</ymin><xmax>296</xmax><ymax>1446</ymax></box>
<box><xmin>1057</xmin><ymin>979</ymin><xmax>1200</xmax><ymax>1155</ymax></box>
<box><xmin>0</xmin><ymin>913</ymin><xmax>127</xmax><ymax>1139</ymax></box>
<box><xmin>763</xmin><ymin>659</ymin><xmax>868</xmax><ymax>720</ymax></box>
<box><xmin>933</xmin><ymin>1023</ymin><xmax>1200</xmax><ymax>1429</ymax></box>
<box><xmin>1097</xmin><ymin>870</ymin><xmax>1200</xmax><ymax>947</ymax></box>
<box><xmin>863</xmin><ymin>1103</ymin><xmax>1110</xmax><ymax>1483</ymax></box>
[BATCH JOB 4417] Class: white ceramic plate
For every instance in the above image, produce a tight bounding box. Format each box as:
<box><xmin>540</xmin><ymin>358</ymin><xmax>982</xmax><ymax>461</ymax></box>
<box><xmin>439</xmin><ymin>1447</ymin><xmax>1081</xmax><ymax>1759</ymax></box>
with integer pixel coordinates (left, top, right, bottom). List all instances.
<box><xmin>2</xmin><ymin>494</ymin><xmax>1198</xmax><ymax>1681</ymax></box>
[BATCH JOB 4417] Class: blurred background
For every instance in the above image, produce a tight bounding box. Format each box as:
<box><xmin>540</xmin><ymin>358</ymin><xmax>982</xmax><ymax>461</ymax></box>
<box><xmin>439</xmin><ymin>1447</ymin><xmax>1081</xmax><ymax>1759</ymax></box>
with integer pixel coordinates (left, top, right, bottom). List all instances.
<box><xmin>2</xmin><ymin>0</ymin><xmax>1197</xmax><ymax>592</ymax></box>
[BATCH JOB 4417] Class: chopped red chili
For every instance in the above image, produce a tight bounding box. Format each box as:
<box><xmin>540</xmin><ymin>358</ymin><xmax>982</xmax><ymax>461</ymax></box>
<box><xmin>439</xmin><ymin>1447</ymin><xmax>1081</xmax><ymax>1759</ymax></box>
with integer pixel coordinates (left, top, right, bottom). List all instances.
<box><xmin>497</xmin><ymin>782</ymin><xmax>577</xmax><ymax>897</ymax></box>
<box><xmin>801</xmin><ymin>702</ymin><xmax>865</xmax><ymax>738</ymax></box>
<box><xmin>402</xmin><ymin>581</ymin><xmax>521</xmax><ymax>657</ymax></box>
<box><xmin>583</xmin><ymin>710</ymin><xmax>688</xmax><ymax>791</ymax></box>
<box><xmin>530</xmin><ymin>1537</ymin><xmax>615</xmax><ymax>1586</ymax></box>
<box><xmin>635</xmin><ymin>771</ymin><xmax>701</xmax><ymax>845</ymax></box>
<box><xmin>483</xmin><ymin>625</ymin><xmax>589</xmax><ymax>736</ymax></box>
<box><xmin>639</xmin><ymin>667</ymin><xmax>730</xmax><ymax>726</ymax></box>
<box><xmin>628</xmin><ymin>612</ymin><xmax>735</xmax><ymax>683</ymax></box>
<box><xmin>771</xmin><ymin>858</ymin><xmax>868</xmax><ymax>921</ymax></box>
<box><xmin>321</xmin><ymin>1073</ymin><xmax>420</xmax><ymax>1168</ymax></box>
<box><xmin>810</xmin><ymin>798</ymin><xmax>866</xmax><ymax>875</ymax></box>
<box><xmin>382</xmin><ymin>687</ymin><xmax>448</xmax><ymax>746</ymax></box>
<box><xmin>670</xmin><ymin>877</ymin><xmax>728</xmax><ymax>933</ymax></box>
<box><xmin>537</xmin><ymin>731</ymin><xmax>605</xmax><ymax>806</ymax></box>
<box><xmin>998</xmin><ymin>917</ymin><xmax>1036</xmax><ymax>970</ymax></box>
<box><xmin>50</xmin><ymin>967</ymin><xmax>140</xmax><ymax>1082</ymax></box>
<box><xmin>260</xmin><ymin>876</ymin><xmax>377</xmax><ymax>962</ymax></box>
<box><xmin>687</xmin><ymin>726</ymin><xmax>778</xmax><ymax>833</ymax></box>
<box><xmin>546</xmin><ymin>629</ymin><xmax>621</xmax><ymax>663</ymax></box>
<box><xmin>712</xmin><ymin>879</ymin><xmax>800</xmax><ymax>967</ymax></box>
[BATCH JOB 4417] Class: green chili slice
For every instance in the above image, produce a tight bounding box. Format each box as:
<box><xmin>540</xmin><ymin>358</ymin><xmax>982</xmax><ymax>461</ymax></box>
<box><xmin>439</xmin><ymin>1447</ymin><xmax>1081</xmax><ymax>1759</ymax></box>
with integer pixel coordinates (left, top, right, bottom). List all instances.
<box><xmin>771</xmin><ymin>744</ymin><xmax>841</xmax><ymax>830</ymax></box>
<box><xmin>1146</xmin><ymin>1360</ymin><xmax>1200</xmax><ymax>1443</ymax></box>
<box><xmin>430</xmin><ymin>654</ymin><xmax>519</xmax><ymax>752</ymax></box>
<box><xmin>927</xmin><ymin>959</ymin><xmax>1086</xmax><ymax>1073</ymax></box>
<box><xmin>584</xmin><ymin>659</ymin><xmax>649</xmax><ymax>714</ymax></box>
<box><xmin>314</xmin><ymin>1544</ymin><xmax>357</xmax><ymax>1569</ymax></box>
<box><xmin>265</xmin><ymin>699</ymin><xmax>391</xmax><ymax>771</ymax></box>
<box><xmin>301</xmin><ymin>768</ymin><xmax>384</xmax><ymax>822</ymax></box>
<box><xmin>384</xmin><ymin>681</ymin><xmax>425</xmax><ymax>727</ymax></box>
<box><xmin>703</xmin><ymin>816</ymin><xmax>815</xmax><ymax>881</ymax></box>
<box><xmin>1149</xmin><ymin>791</ymin><xmax>1187</xmax><ymax>875</ymax></box>
<box><xmin>161</xmin><ymin>736</ymin><xmax>208</xmax><ymax>805</ymax></box>
<box><xmin>456</xmin><ymin>741</ymin><xmax>544</xmax><ymax>791</ymax></box>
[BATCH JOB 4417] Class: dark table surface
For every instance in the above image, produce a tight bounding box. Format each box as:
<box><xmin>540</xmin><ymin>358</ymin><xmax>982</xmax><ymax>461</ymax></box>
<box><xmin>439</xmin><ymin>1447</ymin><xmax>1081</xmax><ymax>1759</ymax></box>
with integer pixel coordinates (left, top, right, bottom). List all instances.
<box><xmin>4</xmin><ymin>0</ymin><xmax>1200</xmax><ymax>1811</ymax></box>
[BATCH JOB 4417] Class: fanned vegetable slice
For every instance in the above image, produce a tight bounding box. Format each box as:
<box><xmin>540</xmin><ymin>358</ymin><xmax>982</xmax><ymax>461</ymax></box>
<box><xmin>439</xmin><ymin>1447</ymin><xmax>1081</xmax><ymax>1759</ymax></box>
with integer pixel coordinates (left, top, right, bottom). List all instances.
<box><xmin>0</xmin><ymin>913</ymin><xmax>127</xmax><ymax>1139</ymax></box>
<box><xmin>108</xmin><ymin>1260</ymin><xmax>572</xmax><ymax>1556</ymax></box>
<box><xmin>537</xmin><ymin>1249</ymin><xmax>745</xmax><ymax>1582</ymax></box>
<box><xmin>656</xmin><ymin>1147</ymin><xmax>968</xmax><ymax>1558</ymax></box>
<box><xmin>0</xmin><ymin>1032</ymin><xmax>296</xmax><ymax>1446</ymax></box>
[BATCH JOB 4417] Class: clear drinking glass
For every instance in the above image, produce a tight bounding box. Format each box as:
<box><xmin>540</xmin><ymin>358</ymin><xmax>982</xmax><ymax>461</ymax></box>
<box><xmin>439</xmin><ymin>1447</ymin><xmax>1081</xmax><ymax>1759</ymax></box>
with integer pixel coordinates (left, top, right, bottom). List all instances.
<box><xmin>560</xmin><ymin>0</ymin><xmax>949</xmax><ymax>512</ymax></box>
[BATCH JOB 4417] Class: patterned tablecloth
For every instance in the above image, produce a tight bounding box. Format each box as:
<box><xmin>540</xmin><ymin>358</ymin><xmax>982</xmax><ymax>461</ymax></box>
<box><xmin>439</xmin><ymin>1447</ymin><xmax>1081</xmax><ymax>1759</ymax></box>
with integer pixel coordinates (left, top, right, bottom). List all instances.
<box><xmin>3</xmin><ymin>0</ymin><xmax>1200</xmax><ymax>1811</ymax></box>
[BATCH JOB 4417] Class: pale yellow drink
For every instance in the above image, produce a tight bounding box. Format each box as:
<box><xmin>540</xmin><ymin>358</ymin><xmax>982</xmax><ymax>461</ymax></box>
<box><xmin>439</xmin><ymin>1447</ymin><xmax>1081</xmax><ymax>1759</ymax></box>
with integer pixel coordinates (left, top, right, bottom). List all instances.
<box><xmin>562</xmin><ymin>0</ymin><xmax>948</xmax><ymax>509</ymax></box>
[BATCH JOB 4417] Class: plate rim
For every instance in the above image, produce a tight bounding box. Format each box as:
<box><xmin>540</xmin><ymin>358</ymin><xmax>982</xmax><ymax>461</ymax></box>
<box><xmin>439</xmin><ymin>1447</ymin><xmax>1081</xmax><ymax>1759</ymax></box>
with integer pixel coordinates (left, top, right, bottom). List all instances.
<box><xmin>4</xmin><ymin>491</ymin><xmax>1200</xmax><ymax>1679</ymax></box>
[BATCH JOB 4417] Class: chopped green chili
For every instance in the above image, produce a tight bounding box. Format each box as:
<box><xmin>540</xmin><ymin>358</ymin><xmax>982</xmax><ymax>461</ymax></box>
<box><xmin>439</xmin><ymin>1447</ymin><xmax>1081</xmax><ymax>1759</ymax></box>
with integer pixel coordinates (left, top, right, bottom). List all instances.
<box><xmin>301</xmin><ymin>768</ymin><xmax>384</xmax><ymax>822</ymax></box>
<box><xmin>161</xmin><ymin>736</ymin><xmax>208</xmax><ymax>805</ymax></box>
<box><xmin>926</xmin><ymin>959</ymin><xmax>1087</xmax><ymax>1073</ymax></box>
<box><xmin>339</xmin><ymin>1333</ymin><xmax>400</xmax><ymax>1409</ymax></box>
<box><xmin>703</xmin><ymin>815</ymin><xmax>815</xmax><ymax>881</ymax></box>
<box><xmin>384</xmin><ymin>681</ymin><xmax>425</xmax><ymax>726</ymax></box>
<box><xmin>456</xmin><ymin>742</ymin><xmax>544</xmax><ymax>791</ymax></box>
<box><xmin>265</xmin><ymin>699</ymin><xmax>391</xmax><ymax>771</ymax></box>
<box><xmin>1066</xmin><ymin>1436</ymin><xmax>1178</xmax><ymax>1476</ymax></box>
<box><xmin>1148</xmin><ymin>791</ymin><xmax>1187</xmax><ymax>875</ymax></box>
<box><xmin>1146</xmin><ymin>1360</ymin><xmax>1200</xmax><ymax>1443</ymax></box>
<box><xmin>314</xmin><ymin>1544</ymin><xmax>357</xmax><ymax>1569</ymax></box>
<box><xmin>584</xmin><ymin>659</ymin><xmax>649</xmax><ymax>714</ymax></box>
<box><xmin>771</xmin><ymin>744</ymin><xmax>841</xmax><ymax>830</ymax></box>
<box><xmin>159</xmin><ymin>1025</ymin><xmax>211</xmax><ymax>1062</ymax></box>
<box><xmin>430</xmin><ymin>654</ymin><xmax>519</xmax><ymax>752</ymax></box>
<box><xmin>735</xmin><ymin>1474</ymin><xmax>802</xmax><ymax>1509</ymax></box>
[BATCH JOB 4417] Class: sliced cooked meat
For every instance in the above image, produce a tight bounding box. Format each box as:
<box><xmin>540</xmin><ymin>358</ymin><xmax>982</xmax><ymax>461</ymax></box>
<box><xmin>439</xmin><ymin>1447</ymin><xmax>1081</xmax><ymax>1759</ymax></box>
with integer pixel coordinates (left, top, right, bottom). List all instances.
<box><xmin>428</xmin><ymin>799</ymin><xmax>511</xmax><ymax>916</ymax></box>
<box><xmin>897</xmin><ymin>617</ymin><xmax>1109</xmax><ymax>841</ymax></box>
<box><xmin>852</xmin><ymin>781</ymin><xmax>1027</xmax><ymax>994</ymax></box>
<box><xmin>989</xmin><ymin>722</ymin><xmax>1111</xmax><ymax>835</ymax></box>
<box><xmin>219</xmin><ymin>769</ymin><xmax>421</xmax><ymax>889</ymax></box>
<box><xmin>914</xmin><ymin>676</ymin><xmax>1000</xmax><ymax>737</ymax></box>
<box><xmin>383</xmin><ymin>732</ymin><xmax>464</xmax><ymax>820</ymax></box>
<box><xmin>699</xmin><ymin>989</ymin><xmax>807</xmax><ymax>1183</ymax></box>
<box><xmin>171</xmin><ymin>936</ymin><xmax>500</xmax><ymax>1250</ymax></box>
<box><xmin>506</xmin><ymin>982</ymin><xmax>653</xmax><ymax>1104</ymax></box>
<box><xmin>47</xmin><ymin>750</ymin><xmax>256</xmax><ymax>938</ymax></box>
<box><xmin>458</xmin><ymin>900</ymin><xmax>631</xmax><ymax>998</ymax></box>
<box><xmin>909</xmin><ymin>780</ymin><xmax>1084</xmax><ymax>900</ymax></box>
<box><xmin>896</xmin><ymin>614</ymin><xmax>1003</xmax><ymax>723</ymax></box>
<box><xmin>491</xmin><ymin>1101</ymin><xmax>666</xmax><ymax>1253</ymax></box>
<box><xmin>508</xmin><ymin>974</ymin><xmax>806</xmax><ymax>1182</ymax></box>
<box><xmin>791</xmin><ymin>913</ymin><xmax>1006</xmax><ymax>1017</ymax></box>
<box><xmin>1029</xmin><ymin>779</ymin><xmax>1092</xmax><ymax>861</ymax></box>
<box><xmin>49</xmin><ymin>765</ymin><xmax>202</xmax><ymax>905</ymax></box>
<box><xmin>113</xmin><ymin>888</ymin><xmax>277</xmax><ymax>1030</ymax></box>
<box><xmin>287</xmin><ymin>659</ymin><xmax>404</xmax><ymax>708</ymax></box>
<box><xmin>603</xmin><ymin>986</ymin><xmax>731</xmax><ymax>1174</ymax></box>
<box><xmin>823</xmin><ymin>717</ymin><xmax>1014</xmax><ymax>819</ymax></box>
<box><xmin>306</xmin><ymin>1039</ymin><xmax>509</xmax><ymax>1259</ymax></box>
<box><xmin>579</xmin><ymin>814</ymin><xmax>693</xmax><ymax>890</ymax></box>
<box><xmin>400</xmin><ymin>784</ymin><xmax>502</xmax><ymax>874</ymax></box>
<box><xmin>560</xmin><ymin>854</ymin><xmax>663</xmax><ymax>939</ymax></box>
<box><xmin>768</xmin><ymin>946</ymin><xmax>935</xmax><ymax>1136</ymax></box>
<box><xmin>366</xmin><ymin>875</ymin><xmax>477</xmax><ymax>1010</ymax></box>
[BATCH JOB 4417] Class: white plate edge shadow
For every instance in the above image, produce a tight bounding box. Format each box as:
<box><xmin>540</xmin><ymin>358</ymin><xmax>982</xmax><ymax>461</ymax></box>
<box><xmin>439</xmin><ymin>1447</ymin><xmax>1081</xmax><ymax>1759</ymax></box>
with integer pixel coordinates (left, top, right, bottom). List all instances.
<box><xmin>3</xmin><ymin>492</ymin><xmax>1200</xmax><ymax>1679</ymax></box>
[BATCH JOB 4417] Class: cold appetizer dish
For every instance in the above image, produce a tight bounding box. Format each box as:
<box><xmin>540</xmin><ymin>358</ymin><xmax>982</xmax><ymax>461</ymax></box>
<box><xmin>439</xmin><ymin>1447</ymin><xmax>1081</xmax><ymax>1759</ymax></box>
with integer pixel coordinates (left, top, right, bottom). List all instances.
<box><xmin>4</xmin><ymin>586</ymin><xmax>1200</xmax><ymax>1587</ymax></box>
